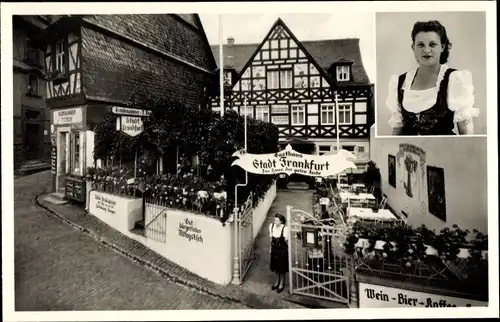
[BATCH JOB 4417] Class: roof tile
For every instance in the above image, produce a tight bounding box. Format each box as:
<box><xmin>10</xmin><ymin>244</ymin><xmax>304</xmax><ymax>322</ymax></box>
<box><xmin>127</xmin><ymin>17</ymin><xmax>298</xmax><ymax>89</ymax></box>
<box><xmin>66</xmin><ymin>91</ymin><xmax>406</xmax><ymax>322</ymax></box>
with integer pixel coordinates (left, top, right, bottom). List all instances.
<box><xmin>211</xmin><ymin>38</ymin><xmax>370</xmax><ymax>84</ymax></box>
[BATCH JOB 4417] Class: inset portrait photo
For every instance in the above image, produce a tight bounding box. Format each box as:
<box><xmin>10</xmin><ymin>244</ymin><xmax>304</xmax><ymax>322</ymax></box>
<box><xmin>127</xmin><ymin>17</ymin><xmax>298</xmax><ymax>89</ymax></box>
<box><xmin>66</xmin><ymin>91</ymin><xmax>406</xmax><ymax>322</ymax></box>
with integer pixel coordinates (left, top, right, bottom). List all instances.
<box><xmin>375</xmin><ymin>11</ymin><xmax>487</xmax><ymax>136</ymax></box>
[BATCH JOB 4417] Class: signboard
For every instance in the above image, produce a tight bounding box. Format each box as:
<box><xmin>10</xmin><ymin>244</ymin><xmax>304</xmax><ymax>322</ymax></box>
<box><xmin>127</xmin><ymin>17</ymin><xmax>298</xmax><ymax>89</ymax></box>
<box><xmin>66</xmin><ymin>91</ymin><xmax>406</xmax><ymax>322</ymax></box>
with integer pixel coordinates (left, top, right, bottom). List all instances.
<box><xmin>65</xmin><ymin>177</ymin><xmax>86</xmax><ymax>203</ymax></box>
<box><xmin>53</xmin><ymin>108</ymin><xmax>83</xmax><ymax>125</ymax></box>
<box><xmin>358</xmin><ymin>282</ymin><xmax>488</xmax><ymax>308</ymax></box>
<box><xmin>178</xmin><ymin>218</ymin><xmax>204</xmax><ymax>243</ymax></box>
<box><xmin>50</xmin><ymin>146</ymin><xmax>57</xmax><ymax>174</ymax></box>
<box><xmin>232</xmin><ymin>144</ymin><xmax>356</xmax><ymax>177</ymax></box>
<box><xmin>112</xmin><ymin>106</ymin><xmax>152</xmax><ymax>117</ymax></box>
<box><xmin>120</xmin><ymin>116</ymin><xmax>143</xmax><ymax>137</ymax></box>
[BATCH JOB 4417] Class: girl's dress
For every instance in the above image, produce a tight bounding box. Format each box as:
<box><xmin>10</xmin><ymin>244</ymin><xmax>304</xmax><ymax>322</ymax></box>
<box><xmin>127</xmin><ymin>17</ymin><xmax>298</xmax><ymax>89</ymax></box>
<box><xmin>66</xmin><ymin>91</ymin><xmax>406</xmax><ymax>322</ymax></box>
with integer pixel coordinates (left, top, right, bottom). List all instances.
<box><xmin>269</xmin><ymin>224</ymin><xmax>289</xmax><ymax>273</ymax></box>
<box><xmin>386</xmin><ymin>64</ymin><xmax>479</xmax><ymax>135</ymax></box>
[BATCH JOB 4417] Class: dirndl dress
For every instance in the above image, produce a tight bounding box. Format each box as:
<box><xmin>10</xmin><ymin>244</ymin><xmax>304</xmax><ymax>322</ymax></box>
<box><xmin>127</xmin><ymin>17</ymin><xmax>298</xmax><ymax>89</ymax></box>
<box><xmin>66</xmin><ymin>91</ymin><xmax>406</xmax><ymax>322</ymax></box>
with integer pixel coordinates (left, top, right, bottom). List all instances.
<box><xmin>270</xmin><ymin>224</ymin><xmax>289</xmax><ymax>273</ymax></box>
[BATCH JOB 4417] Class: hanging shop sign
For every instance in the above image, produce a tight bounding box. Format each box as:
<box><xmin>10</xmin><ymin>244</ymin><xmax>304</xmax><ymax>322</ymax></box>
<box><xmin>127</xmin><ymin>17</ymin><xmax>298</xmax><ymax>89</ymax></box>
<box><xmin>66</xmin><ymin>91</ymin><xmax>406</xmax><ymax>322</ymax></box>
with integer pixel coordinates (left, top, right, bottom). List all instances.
<box><xmin>358</xmin><ymin>282</ymin><xmax>488</xmax><ymax>308</ymax></box>
<box><xmin>232</xmin><ymin>144</ymin><xmax>357</xmax><ymax>177</ymax></box>
<box><xmin>119</xmin><ymin>116</ymin><xmax>144</xmax><ymax>137</ymax></box>
<box><xmin>53</xmin><ymin>107</ymin><xmax>83</xmax><ymax>125</ymax></box>
<box><xmin>112</xmin><ymin>106</ymin><xmax>152</xmax><ymax>117</ymax></box>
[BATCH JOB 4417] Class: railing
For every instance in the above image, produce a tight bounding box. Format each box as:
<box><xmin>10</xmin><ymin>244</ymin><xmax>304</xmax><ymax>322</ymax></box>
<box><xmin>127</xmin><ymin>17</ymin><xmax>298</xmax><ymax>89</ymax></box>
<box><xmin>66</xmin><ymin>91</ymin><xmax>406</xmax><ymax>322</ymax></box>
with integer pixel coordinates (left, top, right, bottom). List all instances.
<box><xmin>352</xmin><ymin>244</ymin><xmax>488</xmax><ymax>300</ymax></box>
<box><xmin>144</xmin><ymin>199</ymin><xmax>168</xmax><ymax>243</ymax></box>
<box><xmin>91</xmin><ymin>181</ymin><xmax>140</xmax><ymax>198</ymax></box>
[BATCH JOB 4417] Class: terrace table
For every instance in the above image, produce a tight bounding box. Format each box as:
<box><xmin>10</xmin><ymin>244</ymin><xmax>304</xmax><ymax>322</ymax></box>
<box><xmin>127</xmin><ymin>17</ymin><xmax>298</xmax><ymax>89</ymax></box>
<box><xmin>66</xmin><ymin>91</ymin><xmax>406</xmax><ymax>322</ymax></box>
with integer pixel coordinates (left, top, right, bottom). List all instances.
<box><xmin>339</xmin><ymin>192</ymin><xmax>376</xmax><ymax>203</ymax></box>
<box><xmin>348</xmin><ymin>207</ymin><xmax>398</xmax><ymax>223</ymax></box>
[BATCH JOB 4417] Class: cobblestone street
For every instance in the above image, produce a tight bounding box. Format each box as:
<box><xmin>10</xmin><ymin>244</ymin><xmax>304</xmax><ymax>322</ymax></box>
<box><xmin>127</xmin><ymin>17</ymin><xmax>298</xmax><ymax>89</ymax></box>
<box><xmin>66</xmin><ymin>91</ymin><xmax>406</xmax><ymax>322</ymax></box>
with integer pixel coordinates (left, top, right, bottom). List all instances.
<box><xmin>14</xmin><ymin>171</ymin><xmax>250</xmax><ymax>310</ymax></box>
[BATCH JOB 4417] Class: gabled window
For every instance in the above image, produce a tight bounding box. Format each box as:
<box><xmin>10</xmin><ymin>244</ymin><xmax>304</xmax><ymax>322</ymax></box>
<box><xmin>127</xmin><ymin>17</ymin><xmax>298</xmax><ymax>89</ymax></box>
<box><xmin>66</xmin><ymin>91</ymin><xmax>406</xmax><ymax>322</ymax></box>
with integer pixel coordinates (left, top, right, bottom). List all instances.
<box><xmin>320</xmin><ymin>104</ymin><xmax>335</xmax><ymax>125</ymax></box>
<box><xmin>291</xmin><ymin>104</ymin><xmax>305</xmax><ymax>125</ymax></box>
<box><xmin>336</xmin><ymin>65</ymin><xmax>350</xmax><ymax>81</ymax></box>
<box><xmin>337</xmin><ymin>103</ymin><xmax>353</xmax><ymax>125</ymax></box>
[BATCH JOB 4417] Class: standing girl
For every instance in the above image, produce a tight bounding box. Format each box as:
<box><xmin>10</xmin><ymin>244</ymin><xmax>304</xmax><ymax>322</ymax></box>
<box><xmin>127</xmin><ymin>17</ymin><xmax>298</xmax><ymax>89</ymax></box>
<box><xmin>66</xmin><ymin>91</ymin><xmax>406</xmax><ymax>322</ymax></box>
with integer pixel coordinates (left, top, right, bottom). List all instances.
<box><xmin>269</xmin><ymin>213</ymin><xmax>289</xmax><ymax>293</ymax></box>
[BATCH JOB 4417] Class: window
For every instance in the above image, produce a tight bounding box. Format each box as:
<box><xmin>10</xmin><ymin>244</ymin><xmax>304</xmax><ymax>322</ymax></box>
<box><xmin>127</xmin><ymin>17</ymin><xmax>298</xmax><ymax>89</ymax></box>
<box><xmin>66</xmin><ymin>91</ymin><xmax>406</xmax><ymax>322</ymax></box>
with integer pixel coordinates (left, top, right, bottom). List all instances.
<box><xmin>256</xmin><ymin>106</ymin><xmax>269</xmax><ymax>122</ymax></box>
<box><xmin>342</xmin><ymin>145</ymin><xmax>355</xmax><ymax>152</ymax></box>
<box><xmin>27</xmin><ymin>74</ymin><xmax>38</xmax><ymax>95</ymax></box>
<box><xmin>70</xmin><ymin>132</ymin><xmax>80</xmax><ymax>175</ymax></box>
<box><xmin>320</xmin><ymin>104</ymin><xmax>335</xmax><ymax>125</ymax></box>
<box><xmin>291</xmin><ymin>104</ymin><xmax>305</xmax><ymax>125</ymax></box>
<box><xmin>55</xmin><ymin>39</ymin><xmax>66</xmax><ymax>74</ymax></box>
<box><xmin>267</xmin><ymin>69</ymin><xmax>292</xmax><ymax>89</ymax></box>
<box><xmin>319</xmin><ymin>145</ymin><xmax>331</xmax><ymax>156</ymax></box>
<box><xmin>25</xmin><ymin>39</ymin><xmax>43</xmax><ymax>67</ymax></box>
<box><xmin>224</xmin><ymin>71</ymin><xmax>232</xmax><ymax>86</ymax></box>
<box><xmin>337</xmin><ymin>103</ymin><xmax>353</xmax><ymax>125</ymax></box>
<box><xmin>280</xmin><ymin>69</ymin><xmax>292</xmax><ymax>88</ymax></box>
<box><xmin>240</xmin><ymin>106</ymin><xmax>253</xmax><ymax>118</ymax></box>
<box><xmin>336</xmin><ymin>65</ymin><xmax>350</xmax><ymax>81</ymax></box>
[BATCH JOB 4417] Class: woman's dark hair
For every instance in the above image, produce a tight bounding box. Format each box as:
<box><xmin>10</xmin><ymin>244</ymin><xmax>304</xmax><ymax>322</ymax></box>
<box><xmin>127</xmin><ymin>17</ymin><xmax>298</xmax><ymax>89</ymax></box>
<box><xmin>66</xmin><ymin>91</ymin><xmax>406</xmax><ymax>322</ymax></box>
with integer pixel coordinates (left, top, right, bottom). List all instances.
<box><xmin>411</xmin><ymin>20</ymin><xmax>452</xmax><ymax>64</ymax></box>
<box><xmin>275</xmin><ymin>213</ymin><xmax>286</xmax><ymax>225</ymax></box>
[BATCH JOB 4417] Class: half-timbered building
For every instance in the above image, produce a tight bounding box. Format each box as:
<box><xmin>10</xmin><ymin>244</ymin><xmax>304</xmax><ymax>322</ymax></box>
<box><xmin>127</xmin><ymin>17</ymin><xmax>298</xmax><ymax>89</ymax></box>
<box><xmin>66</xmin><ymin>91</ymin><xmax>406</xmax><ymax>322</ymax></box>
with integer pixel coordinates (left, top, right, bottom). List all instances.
<box><xmin>211</xmin><ymin>18</ymin><xmax>374</xmax><ymax>171</ymax></box>
<box><xmin>39</xmin><ymin>14</ymin><xmax>216</xmax><ymax>200</ymax></box>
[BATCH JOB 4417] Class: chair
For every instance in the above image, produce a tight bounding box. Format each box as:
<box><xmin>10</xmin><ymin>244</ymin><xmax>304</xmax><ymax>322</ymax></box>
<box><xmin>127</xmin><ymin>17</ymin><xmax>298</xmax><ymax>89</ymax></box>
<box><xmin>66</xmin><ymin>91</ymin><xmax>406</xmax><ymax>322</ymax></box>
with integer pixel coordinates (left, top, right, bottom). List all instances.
<box><xmin>379</xmin><ymin>195</ymin><xmax>387</xmax><ymax>209</ymax></box>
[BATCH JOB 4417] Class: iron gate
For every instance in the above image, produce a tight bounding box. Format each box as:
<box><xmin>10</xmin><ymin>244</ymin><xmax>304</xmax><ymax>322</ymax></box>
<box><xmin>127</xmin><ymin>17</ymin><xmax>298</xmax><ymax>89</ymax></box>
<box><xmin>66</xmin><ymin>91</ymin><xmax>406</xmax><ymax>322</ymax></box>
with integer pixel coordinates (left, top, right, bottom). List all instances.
<box><xmin>287</xmin><ymin>206</ymin><xmax>353</xmax><ymax>305</ymax></box>
<box><xmin>237</xmin><ymin>193</ymin><xmax>254</xmax><ymax>281</ymax></box>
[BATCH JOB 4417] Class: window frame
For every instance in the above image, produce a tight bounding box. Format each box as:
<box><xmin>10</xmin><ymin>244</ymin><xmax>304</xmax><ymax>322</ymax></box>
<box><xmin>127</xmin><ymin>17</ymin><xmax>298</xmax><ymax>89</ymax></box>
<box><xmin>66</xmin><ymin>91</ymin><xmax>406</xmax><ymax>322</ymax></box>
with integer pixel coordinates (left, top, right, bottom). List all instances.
<box><xmin>320</xmin><ymin>104</ymin><xmax>335</xmax><ymax>125</ymax></box>
<box><xmin>291</xmin><ymin>104</ymin><xmax>306</xmax><ymax>126</ymax></box>
<box><xmin>336</xmin><ymin>65</ymin><xmax>350</xmax><ymax>81</ymax></box>
<box><xmin>27</xmin><ymin>74</ymin><xmax>39</xmax><ymax>96</ymax></box>
<box><xmin>70</xmin><ymin>131</ymin><xmax>81</xmax><ymax>176</ymax></box>
<box><xmin>255</xmin><ymin>106</ymin><xmax>270</xmax><ymax>122</ymax></box>
<box><xmin>337</xmin><ymin>103</ymin><xmax>353</xmax><ymax>125</ymax></box>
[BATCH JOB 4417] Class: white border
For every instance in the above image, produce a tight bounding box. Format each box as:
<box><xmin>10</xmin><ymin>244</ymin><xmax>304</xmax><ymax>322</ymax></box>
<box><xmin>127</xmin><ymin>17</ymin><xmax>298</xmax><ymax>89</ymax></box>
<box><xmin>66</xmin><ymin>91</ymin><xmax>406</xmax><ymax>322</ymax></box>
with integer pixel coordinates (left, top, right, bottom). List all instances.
<box><xmin>2</xmin><ymin>1</ymin><xmax>498</xmax><ymax>321</ymax></box>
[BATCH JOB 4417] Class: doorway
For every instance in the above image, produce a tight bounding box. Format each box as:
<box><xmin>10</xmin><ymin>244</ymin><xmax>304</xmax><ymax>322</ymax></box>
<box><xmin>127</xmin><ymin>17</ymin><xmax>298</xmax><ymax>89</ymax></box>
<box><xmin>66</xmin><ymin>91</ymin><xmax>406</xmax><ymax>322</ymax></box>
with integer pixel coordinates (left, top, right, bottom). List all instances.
<box><xmin>56</xmin><ymin>130</ymin><xmax>69</xmax><ymax>193</ymax></box>
<box><xmin>24</xmin><ymin>122</ymin><xmax>42</xmax><ymax>161</ymax></box>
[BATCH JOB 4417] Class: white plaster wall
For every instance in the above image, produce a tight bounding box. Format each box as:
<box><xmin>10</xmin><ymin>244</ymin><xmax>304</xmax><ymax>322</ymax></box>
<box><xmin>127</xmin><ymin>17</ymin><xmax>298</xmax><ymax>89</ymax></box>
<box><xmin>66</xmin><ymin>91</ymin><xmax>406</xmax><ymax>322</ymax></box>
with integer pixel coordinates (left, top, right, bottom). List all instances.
<box><xmin>370</xmin><ymin>131</ymin><xmax>488</xmax><ymax>235</ymax></box>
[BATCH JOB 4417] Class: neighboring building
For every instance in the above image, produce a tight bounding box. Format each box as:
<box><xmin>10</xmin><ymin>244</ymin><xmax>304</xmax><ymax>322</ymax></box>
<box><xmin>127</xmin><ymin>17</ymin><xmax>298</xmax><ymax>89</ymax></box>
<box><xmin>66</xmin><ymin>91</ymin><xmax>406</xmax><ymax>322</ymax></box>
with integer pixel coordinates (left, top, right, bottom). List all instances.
<box><xmin>369</xmin><ymin>126</ymin><xmax>488</xmax><ymax>235</ymax></box>
<box><xmin>210</xmin><ymin>18</ymin><xmax>374</xmax><ymax>171</ymax></box>
<box><xmin>39</xmin><ymin>14</ymin><xmax>216</xmax><ymax>199</ymax></box>
<box><xmin>13</xmin><ymin>15</ymin><xmax>51</xmax><ymax>174</ymax></box>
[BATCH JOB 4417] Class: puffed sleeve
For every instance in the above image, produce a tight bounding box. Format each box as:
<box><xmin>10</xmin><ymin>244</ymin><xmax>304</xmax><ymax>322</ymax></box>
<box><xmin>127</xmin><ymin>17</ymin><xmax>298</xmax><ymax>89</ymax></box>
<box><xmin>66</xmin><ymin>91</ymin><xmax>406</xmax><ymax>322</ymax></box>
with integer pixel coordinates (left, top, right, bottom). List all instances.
<box><xmin>448</xmin><ymin>70</ymin><xmax>479</xmax><ymax>123</ymax></box>
<box><xmin>269</xmin><ymin>223</ymin><xmax>273</xmax><ymax>237</ymax></box>
<box><xmin>386</xmin><ymin>75</ymin><xmax>404</xmax><ymax>128</ymax></box>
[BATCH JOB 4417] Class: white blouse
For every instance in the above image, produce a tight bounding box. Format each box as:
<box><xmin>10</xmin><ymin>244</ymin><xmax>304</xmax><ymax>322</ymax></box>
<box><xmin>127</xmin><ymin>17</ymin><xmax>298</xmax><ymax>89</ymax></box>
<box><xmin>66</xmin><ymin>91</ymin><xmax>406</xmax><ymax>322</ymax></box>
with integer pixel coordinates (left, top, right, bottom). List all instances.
<box><xmin>387</xmin><ymin>64</ymin><xmax>479</xmax><ymax>128</ymax></box>
<box><xmin>269</xmin><ymin>223</ymin><xmax>289</xmax><ymax>240</ymax></box>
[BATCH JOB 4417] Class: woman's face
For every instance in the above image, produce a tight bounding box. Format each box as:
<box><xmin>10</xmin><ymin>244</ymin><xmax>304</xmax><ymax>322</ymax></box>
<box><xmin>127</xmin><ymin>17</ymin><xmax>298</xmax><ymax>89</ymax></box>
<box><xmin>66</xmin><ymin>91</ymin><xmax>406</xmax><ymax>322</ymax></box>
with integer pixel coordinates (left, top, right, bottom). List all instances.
<box><xmin>274</xmin><ymin>217</ymin><xmax>282</xmax><ymax>225</ymax></box>
<box><xmin>412</xmin><ymin>31</ymin><xmax>444</xmax><ymax>67</ymax></box>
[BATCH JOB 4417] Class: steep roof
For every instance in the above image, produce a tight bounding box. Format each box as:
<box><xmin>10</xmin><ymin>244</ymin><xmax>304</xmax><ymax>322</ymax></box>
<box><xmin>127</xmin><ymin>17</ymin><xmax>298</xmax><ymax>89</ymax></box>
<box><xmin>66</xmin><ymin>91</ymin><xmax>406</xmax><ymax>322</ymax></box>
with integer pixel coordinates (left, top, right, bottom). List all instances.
<box><xmin>82</xmin><ymin>14</ymin><xmax>217</xmax><ymax>72</ymax></box>
<box><xmin>77</xmin><ymin>14</ymin><xmax>217</xmax><ymax>106</ymax></box>
<box><xmin>211</xmin><ymin>37</ymin><xmax>371</xmax><ymax>85</ymax></box>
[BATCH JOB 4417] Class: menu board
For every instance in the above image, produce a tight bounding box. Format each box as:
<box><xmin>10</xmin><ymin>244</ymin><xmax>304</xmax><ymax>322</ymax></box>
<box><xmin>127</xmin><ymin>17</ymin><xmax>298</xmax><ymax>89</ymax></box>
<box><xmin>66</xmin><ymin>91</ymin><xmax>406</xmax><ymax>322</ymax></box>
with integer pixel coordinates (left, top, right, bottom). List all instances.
<box><xmin>65</xmin><ymin>177</ymin><xmax>86</xmax><ymax>203</ymax></box>
<box><xmin>50</xmin><ymin>146</ymin><xmax>57</xmax><ymax>174</ymax></box>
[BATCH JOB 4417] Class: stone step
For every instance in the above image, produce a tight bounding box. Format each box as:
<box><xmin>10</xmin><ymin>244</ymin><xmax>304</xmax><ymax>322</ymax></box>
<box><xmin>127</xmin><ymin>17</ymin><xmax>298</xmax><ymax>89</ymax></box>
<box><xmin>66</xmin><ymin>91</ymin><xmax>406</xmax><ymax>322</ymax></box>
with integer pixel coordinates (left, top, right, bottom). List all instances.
<box><xmin>286</xmin><ymin>182</ymin><xmax>311</xmax><ymax>190</ymax></box>
<box><xmin>130</xmin><ymin>227</ymin><xmax>145</xmax><ymax>236</ymax></box>
<box><xmin>44</xmin><ymin>193</ymin><xmax>68</xmax><ymax>205</ymax></box>
<box><xmin>134</xmin><ymin>219</ymin><xmax>145</xmax><ymax>229</ymax></box>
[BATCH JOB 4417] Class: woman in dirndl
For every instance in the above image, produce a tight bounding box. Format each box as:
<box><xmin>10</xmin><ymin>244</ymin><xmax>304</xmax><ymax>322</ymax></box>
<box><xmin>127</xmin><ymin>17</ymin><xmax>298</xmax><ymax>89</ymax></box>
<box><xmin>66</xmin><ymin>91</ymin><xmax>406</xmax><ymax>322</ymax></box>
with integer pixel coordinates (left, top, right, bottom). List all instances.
<box><xmin>269</xmin><ymin>213</ymin><xmax>289</xmax><ymax>293</ymax></box>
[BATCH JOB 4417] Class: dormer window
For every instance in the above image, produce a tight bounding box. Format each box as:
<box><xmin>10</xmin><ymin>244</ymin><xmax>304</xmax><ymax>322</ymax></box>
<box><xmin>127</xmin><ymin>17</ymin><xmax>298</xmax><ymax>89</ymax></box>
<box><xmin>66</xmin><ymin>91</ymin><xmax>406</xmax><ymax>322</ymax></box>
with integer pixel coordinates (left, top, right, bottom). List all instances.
<box><xmin>336</xmin><ymin>65</ymin><xmax>350</xmax><ymax>81</ymax></box>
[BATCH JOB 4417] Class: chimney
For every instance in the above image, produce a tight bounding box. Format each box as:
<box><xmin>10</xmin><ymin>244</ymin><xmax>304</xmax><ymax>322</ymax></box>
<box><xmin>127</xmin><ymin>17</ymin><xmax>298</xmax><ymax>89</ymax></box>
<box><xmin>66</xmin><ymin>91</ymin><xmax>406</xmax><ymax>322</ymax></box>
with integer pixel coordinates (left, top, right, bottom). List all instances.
<box><xmin>227</xmin><ymin>37</ymin><xmax>235</xmax><ymax>45</ymax></box>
